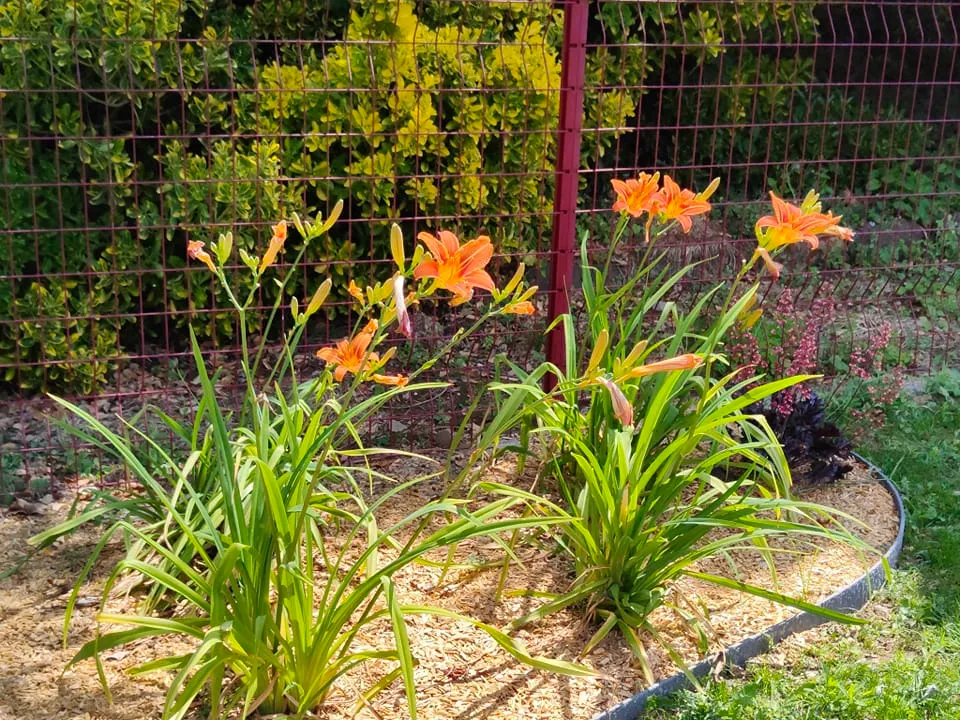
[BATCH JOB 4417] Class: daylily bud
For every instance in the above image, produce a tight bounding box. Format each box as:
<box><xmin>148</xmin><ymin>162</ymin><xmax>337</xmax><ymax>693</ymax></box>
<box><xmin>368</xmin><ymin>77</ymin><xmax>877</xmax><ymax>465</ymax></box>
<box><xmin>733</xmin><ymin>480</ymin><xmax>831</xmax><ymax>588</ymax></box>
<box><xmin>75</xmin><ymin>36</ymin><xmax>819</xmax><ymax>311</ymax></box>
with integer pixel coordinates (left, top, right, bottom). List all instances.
<box><xmin>239</xmin><ymin>247</ymin><xmax>258</xmax><ymax>272</ymax></box>
<box><xmin>390</xmin><ymin>224</ymin><xmax>405</xmax><ymax>271</ymax></box>
<box><xmin>215</xmin><ymin>231</ymin><xmax>233</xmax><ymax>263</ymax></box>
<box><xmin>598</xmin><ymin>377</ymin><xmax>633</xmax><ymax>427</ymax></box>
<box><xmin>393</xmin><ymin>274</ymin><xmax>412</xmax><ymax>338</ymax></box>
<box><xmin>586</xmin><ymin>329</ymin><xmax>609</xmax><ymax>375</ymax></box>
<box><xmin>259</xmin><ymin>220</ymin><xmax>288</xmax><ymax>274</ymax></box>
<box><xmin>502</xmin><ymin>263</ymin><xmax>526</xmax><ymax>298</ymax></box>
<box><xmin>316</xmin><ymin>199</ymin><xmax>344</xmax><ymax>236</ymax></box>
<box><xmin>625</xmin><ymin>353</ymin><xmax>704</xmax><ymax>379</ymax></box>
<box><xmin>503</xmin><ymin>301</ymin><xmax>535</xmax><ymax>315</ymax></box>
<box><xmin>306</xmin><ymin>278</ymin><xmax>332</xmax><ymax>317</ymax></box>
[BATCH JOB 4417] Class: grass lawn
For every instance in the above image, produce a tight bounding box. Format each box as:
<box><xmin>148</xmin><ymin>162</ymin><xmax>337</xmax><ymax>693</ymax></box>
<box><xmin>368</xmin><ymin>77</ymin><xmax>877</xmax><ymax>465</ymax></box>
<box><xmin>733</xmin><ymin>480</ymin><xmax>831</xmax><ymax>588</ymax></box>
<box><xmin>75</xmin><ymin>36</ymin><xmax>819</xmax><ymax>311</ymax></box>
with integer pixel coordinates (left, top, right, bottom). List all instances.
<box><xmin>647</xmin><ymin>370</ymin><xmax>960</xmax><ymax>720</ymax></box>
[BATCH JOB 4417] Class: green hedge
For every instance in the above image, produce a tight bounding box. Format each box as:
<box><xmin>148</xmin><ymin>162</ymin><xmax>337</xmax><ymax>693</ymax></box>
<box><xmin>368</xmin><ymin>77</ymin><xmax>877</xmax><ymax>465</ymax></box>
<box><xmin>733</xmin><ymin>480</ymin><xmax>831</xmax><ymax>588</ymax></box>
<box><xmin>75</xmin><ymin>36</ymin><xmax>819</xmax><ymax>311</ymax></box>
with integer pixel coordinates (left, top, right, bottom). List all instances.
<box><xmin>6</xmin><ymin>0</ymin><xmax>949</xmax><ymax>394</ymax></box>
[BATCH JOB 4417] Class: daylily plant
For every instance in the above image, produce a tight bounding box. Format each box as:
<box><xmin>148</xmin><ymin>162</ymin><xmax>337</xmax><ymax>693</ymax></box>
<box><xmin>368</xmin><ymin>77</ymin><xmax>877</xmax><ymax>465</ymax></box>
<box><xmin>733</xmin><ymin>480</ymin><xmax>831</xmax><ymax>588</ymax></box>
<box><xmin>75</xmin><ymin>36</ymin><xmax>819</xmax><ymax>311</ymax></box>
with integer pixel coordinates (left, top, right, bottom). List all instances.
<box><xmin>480</xmin><ymin>172</ymin><xmax>872</xmax><ymax>686</ymax></box>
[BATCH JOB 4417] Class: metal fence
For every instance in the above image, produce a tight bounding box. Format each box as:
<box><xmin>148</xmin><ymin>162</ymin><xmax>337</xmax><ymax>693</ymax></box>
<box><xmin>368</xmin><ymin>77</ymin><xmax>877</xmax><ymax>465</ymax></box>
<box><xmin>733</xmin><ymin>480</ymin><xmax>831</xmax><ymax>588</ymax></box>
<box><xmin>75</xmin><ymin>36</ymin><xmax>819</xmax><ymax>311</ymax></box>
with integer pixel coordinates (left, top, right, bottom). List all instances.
<box><xmin>1</xmin><ymin>0</ymin><xmax>958</xmax><ymax>495</ymax></box>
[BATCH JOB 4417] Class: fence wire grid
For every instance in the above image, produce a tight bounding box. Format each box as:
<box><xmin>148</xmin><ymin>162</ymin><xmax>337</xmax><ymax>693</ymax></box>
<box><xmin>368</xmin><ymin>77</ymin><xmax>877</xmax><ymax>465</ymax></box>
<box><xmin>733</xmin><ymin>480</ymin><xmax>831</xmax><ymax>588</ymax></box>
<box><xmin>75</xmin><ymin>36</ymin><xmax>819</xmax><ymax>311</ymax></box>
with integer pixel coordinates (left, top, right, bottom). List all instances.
<box><xmin>0</xmin><ymin>0</ymin><xmax>958</xmax><ymax>495</ymax></box>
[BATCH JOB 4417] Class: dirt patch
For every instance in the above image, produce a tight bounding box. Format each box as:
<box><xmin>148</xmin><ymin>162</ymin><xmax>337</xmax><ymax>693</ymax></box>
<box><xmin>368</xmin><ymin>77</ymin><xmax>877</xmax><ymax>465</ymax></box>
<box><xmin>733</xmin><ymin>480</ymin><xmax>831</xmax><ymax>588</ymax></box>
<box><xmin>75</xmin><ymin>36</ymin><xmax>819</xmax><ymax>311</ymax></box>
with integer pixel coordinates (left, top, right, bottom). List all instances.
<box><xmin>0</xmin><ymin>460</ymin><xmax>899</xmax><ymax>720</ymax></box>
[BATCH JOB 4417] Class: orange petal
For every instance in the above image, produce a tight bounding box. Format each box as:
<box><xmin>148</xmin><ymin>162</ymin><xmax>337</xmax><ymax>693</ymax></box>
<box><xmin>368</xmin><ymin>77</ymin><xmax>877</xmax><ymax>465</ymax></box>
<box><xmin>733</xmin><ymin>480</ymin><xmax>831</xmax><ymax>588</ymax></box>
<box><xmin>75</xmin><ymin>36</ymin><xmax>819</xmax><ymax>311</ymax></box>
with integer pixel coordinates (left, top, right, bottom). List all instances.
<box><xmin>459</xmin><ymin>238</ymin><xmax>494</xmax><ymax>275</ymax></box>
<box><xmin>316</xmin><ymin>347</ymin><xmax>338</xmax><ymax>362</ymax></box>
<box><xmin>660</xmin><ymin>174</ymin><xmax>681</xmax><ymax>200</ymax></box>
<box><xmin>438</xmin><ymin>230</ymin><xmax>461</xmax><ymax>257</ymax></box>
<box><xmin>413</xmin><ymin>259</ymin><xmax>440</xmax><ymax>280</ymax></box>
<box><xmin>464</xmin><ymin>269</ymin><xmax>496</xmax><ymax>292</ymax></box>
<box><xmin>769</xmin><ymin>191</ymin><xmax>789</xmax><ymax>224</ymax></box>
<box><xmin>417</xmin><ymin>232</ymin><xmax>447</xmax><ymax>261</ymax></box>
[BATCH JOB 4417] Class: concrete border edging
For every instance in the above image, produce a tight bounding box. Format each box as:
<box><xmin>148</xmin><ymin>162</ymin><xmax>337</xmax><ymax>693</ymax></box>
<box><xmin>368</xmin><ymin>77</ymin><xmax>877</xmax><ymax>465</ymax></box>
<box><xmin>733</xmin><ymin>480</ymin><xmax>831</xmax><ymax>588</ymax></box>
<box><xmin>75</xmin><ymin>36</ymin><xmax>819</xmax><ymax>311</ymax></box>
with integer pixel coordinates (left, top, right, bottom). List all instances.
<box><xmin>594</xmin><ymin>455</ymin><xmax>906</xmax><ymax>720</ymax></box>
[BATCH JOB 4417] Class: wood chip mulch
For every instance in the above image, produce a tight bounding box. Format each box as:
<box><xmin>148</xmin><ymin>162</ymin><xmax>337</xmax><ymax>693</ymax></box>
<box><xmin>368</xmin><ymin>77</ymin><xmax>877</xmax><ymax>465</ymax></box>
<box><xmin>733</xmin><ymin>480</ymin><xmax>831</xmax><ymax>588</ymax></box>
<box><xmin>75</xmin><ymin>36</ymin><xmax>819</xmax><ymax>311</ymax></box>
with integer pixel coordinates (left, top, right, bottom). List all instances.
<box><xmin>0</xmin><ymin>460</ymin><xmax>899</xmax><ymax>720</ymax></box>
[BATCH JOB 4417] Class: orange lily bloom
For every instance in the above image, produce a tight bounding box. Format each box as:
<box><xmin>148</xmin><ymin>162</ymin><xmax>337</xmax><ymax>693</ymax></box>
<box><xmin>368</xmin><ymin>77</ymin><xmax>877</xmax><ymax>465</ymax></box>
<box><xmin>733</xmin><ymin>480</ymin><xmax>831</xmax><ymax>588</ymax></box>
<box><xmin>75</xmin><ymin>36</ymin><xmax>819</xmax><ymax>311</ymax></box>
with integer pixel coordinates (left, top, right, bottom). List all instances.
<box><xmin>755</xmin><ymin>192</ymin><xmax>854</xmax><ymax>252</ymax></box>
<box><xmin>503</xmin><ymin>300</ymin><xmax>535</xmax><ymax>315</ymax></box>
<box><xmin>259</xmin><ymin>220</ymin><xmax>288</xmax><ymax>273</ymax></box>
<box><xmin>622</xmin><ymin>353</ymin><xmax>704</xmax><ymax>380</ymax></box>
<box><xmin>187</xmin><ymin>240</ymin><xmax>216</xmax><ymax>273</ymax></box>
<box><xmin>316</xmin><ymin>319</ymin><xmax>380</xmax><ymax>382</ymax></box>
<box><xmin>413</xmin><ymin>231</ymin><xmax>496</xmax><ymax>304</ymax></box>
<box><xmin>653</xmin><ymin>175</ymin><xmax>715</xmax><ymax>233</ymax></box>
<box><xmin>754</xmin><ymin>192</ymin><xmax>854</xmax><ymax>279</ymax></box>
<box><xmin>611</xmin><ymin>172</ymin><xmax>661</xmax><ymax>218</ymax></box>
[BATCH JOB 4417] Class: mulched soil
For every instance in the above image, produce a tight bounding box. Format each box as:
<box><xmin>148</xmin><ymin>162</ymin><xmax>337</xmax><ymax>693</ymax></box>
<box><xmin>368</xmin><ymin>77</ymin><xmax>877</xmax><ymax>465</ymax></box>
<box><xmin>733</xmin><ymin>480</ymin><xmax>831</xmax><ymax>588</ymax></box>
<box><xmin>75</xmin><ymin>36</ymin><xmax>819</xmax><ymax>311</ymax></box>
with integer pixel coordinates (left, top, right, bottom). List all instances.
<box><xmin>0</xmin><ymin>458</ymin><xmax>898</xmax><ymax>720</ymax></box>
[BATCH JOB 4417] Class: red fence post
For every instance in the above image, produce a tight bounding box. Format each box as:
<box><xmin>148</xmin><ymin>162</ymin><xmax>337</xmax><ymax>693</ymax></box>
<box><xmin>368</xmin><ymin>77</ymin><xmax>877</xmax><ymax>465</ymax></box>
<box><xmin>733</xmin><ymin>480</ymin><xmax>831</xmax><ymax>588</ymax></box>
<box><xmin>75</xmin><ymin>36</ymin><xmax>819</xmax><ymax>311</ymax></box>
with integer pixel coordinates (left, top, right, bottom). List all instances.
<box><xmin>545</xmin><ymin>0</ymin><xmax>589</xmax><ymax>389</ymax></box>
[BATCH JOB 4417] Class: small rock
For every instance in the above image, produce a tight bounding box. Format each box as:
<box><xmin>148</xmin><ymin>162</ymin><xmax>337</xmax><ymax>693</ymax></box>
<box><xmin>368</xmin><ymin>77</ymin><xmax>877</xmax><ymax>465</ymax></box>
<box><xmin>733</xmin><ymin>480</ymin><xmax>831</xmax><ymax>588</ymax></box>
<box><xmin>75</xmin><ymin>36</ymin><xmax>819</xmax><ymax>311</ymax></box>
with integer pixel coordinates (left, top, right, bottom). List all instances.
<box><xmin>39</xmin><ymin>494</ymin><xmax>54</xmax><ymax>505</ymax></box>
<box><xmin>10</xmin><ymin>498</ymin><xmax>45</xmax><ymax>515</ymax></box>
<box><xmin>435</xmin><ymin>428</ymin><xmax>453</xmax><ymax>448</ymax></box>
<box><xmin>390</xmin><ymin>420</ymin><xmax>408</xmax><ymax>434</ymax></box>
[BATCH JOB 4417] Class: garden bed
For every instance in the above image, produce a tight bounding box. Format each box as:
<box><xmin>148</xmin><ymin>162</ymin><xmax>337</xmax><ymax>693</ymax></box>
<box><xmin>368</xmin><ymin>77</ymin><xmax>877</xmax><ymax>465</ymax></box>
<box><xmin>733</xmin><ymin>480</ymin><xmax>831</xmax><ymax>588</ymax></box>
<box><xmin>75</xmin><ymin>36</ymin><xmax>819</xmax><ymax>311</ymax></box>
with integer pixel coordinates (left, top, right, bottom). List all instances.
<box><xmin>0</xmin><ymin>457</ymin><xmax>899</xmax><ymax>720</ymax></box>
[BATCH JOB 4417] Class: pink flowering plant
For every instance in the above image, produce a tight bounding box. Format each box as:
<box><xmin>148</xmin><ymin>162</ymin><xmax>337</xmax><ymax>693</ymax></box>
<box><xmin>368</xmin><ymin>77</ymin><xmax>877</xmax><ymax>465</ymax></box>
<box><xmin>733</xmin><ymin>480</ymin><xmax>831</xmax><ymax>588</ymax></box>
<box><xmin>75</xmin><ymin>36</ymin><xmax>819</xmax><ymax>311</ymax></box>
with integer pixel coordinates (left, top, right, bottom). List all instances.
<box><xmin>481</xmin><ymin>176</ymin><xmax>879</xmax><ymax>682</ymax></box>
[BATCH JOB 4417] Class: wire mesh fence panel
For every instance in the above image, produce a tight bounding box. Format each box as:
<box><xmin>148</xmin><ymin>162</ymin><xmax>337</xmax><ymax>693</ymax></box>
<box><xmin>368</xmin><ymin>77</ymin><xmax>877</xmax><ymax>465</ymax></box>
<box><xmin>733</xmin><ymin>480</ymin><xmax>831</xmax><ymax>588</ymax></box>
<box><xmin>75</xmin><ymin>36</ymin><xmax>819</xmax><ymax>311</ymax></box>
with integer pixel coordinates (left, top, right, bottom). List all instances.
<box><xmin>573</xmin><ymin>0</ymin><xmax>960</xmax><ymax>399</ymax></box>
<box><xmin>1</xmin><ymin>0</ymin><xmax>959</xmax><ymax>498</ymax></box>
<box><xmin>0</xmin><ymin>0</ymin><xmax>563</xmax><ymax>498</ymax></box>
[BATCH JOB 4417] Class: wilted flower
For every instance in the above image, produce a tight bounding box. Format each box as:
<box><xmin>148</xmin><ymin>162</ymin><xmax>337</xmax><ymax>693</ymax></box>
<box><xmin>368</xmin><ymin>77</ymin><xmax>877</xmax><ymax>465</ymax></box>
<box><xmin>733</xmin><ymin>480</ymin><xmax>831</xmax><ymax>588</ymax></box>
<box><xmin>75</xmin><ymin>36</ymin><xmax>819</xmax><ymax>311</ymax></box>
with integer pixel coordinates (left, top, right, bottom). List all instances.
<box><xmin>414</xmin><ymin>231</ymin><xmax>496</xmax><ymax>305</ymax></box>
<box><xmin>392</xmin><ymin>274</ymin><xmax>412</xmax><ymax>338</ymax></box>
<box><xmin>259</xmin><ymin>220</ymin><xmax>288</xmax><ymax>273</ymax></box>
<box><xmin>611</xmin><ymin>172</ymin><xmax>661</xmax><ymax>218</ymax></box>
<box><xmin>598</xmin><ymin>377</ymin><xmax>633</xmax><ymax>427</ymax></box>
<box><xmin>187</xmin><ymin>240</ymin><xmax>216</xmax><ymax>273</ymax></box>
<box><xmin>348</xmin><ymin>280</ymin><xmax>365</xmax><ymax>303</ymax></box>
<box><xmin>316</xmin><ymin>320</ymin><xmax>380</xmax><ymax>382</ymax></box>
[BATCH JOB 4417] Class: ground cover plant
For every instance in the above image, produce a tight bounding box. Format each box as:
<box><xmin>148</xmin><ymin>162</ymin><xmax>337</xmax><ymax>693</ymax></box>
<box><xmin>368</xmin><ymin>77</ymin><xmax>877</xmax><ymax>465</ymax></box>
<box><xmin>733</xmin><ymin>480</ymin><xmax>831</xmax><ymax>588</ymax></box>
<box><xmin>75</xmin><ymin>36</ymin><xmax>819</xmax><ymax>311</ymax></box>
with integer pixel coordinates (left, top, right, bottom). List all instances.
<box><xmin>646</xmin><ymin>370</ymin><xmax>960</xmax><ymax>719</ymax></box>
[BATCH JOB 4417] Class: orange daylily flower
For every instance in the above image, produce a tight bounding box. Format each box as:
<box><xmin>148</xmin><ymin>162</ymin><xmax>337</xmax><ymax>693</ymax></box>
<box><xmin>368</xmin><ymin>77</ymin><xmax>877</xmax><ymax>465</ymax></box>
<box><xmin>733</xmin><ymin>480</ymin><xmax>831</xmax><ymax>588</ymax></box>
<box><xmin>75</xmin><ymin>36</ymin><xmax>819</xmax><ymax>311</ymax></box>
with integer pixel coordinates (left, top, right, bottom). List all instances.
<box><xmin>413</xmin><ymin>231</ymin><xmax>496</xmax><ymax>304</ymax></box>
<box><xmin>611</xmin><ymin>172</ymin><xmax>661</xmax><ymax>218</ymax></box>
<box><xmin>503</xmin><ymin>300</ymin><xmax>535</xmax><ymax>315</ymax></box>
<box><xmin>622</xmin><ymin>353</ymin><xmax>704</xmax><ymax>380</ymax></box>
<box><xmin>186</xmin><ymin>240</ymin><xmax>216</xmax><ymax>273</ymax></box>
<box><xmin>755</xmin><ymin>192</ymin><xmax>854</xmax><ymax>252</ymax></box>
<box><xmin>754</xmin><ymin>192</ymin><xmax>854</xmax><ymax>279</ymax></box>
<box><xmin>316</xmin><ymin>319</ymin><xmax>380</xmax><ymax>382</ymax></box>
<box><xmin>653</xmin><ymin>175</ymin><xmax>716</xmax><ymax>233</ymax></box>
<box><xmin>259</xmin><ymin>220</ymin><xmax>288</xmax><ymax>273</ymax></box>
